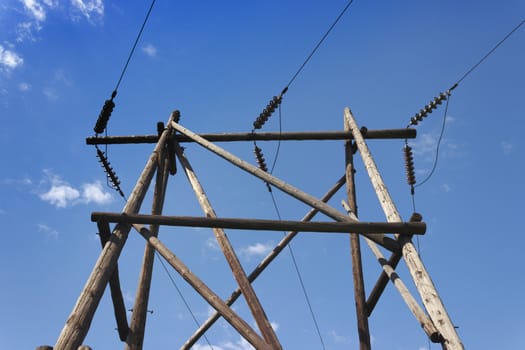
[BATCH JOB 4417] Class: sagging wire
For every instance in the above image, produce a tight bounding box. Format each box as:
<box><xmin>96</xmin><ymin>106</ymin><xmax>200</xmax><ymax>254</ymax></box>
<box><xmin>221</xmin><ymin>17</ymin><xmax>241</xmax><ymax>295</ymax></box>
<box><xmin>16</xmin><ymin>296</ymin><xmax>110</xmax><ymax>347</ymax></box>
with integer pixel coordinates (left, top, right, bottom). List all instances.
<box><xmin>269</xmin><ymin>192</ymin><xmax>327</xmax><ymax>350</ymax></box>
<box><xmin>90</xmin><ymin>0</ymin><xmax>157</xmax><ymax>197</ymax></box>
<box><xmin>251</xmin><ymin>0</ymin><xmax>356</xmax><ymax>185</ymax></box>
<box><xmin>155</xmin><ymin>252</ymin><xmax>215</xmax><ymax>350</ymax></box>
<box><xmin>402</xmin><ymin>17</ymin><xmax>524</xmax><ymax>207</ymax></box>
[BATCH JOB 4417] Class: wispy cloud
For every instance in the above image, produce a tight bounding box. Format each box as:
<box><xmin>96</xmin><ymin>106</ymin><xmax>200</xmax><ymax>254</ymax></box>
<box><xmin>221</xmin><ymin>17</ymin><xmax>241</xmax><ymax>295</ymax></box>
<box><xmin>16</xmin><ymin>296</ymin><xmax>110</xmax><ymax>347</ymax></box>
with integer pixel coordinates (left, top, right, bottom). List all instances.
<box><xmin>329</xmin><ymin>330</ymin><xmax>350</xmax><ymax>344</ymax></box>
<box><xmin>239</xmin><ymin>242</ymin><xmax>274</xmax><ymax>260</ymax></box>
<box><xmin>38</xmin><ymin>223</ymin><xmax>59</xmax><ymax>239</ymax></box>
<box><xmin>18</xmin><ymin>82</ymin><xmax>31</xmax><ymax>91</ymax></box>
<box><xmin>0</xmin><ymin>209</ymin><xmax>6</xmax><ymax>215</ymax></box>
<box><xmin>38</xmin><ymin>170</ymin><xmax>113</xmax><ymax>208</ymax></box>
<box><xmin>142</xmin><ymin>43</ymin><xmax>157</xmax><ymax>58</ymax></box>
<box><xmin>501</xmin><ymin>141</ymin><xmax>514</xmax><ymax>155</ymax></box>
<box><xmin>0</xmin><ymin>45</ymin><xmax>24</xmax><ymax>72</ymax></box>
<box><xmin>82</xmin><ymin>181</ymin><xmax>112</xmax><ymax>205</ymax></box>
<box><xmin>193</xmin><ymin>337</ymin><xmax>255</xmax><ymax>350</ymax></box>
<box><xmin>71</xmin><ymin>0</ymin><xmax>104</xmax><ymax>22</ymax></box>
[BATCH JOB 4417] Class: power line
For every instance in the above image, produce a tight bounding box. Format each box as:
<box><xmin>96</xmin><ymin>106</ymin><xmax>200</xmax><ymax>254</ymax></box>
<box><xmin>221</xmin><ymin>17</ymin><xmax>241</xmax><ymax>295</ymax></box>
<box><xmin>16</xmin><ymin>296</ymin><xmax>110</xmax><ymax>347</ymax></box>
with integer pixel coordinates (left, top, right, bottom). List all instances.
<box><xmin>269</xmin><ymin>192</ymin><xmax>327</xmax><ymax>350</ymax></box>
<box><xmin>285</xmin><ymin>0</ymin><xmax>356</xmax><ymax>89</ymax></box>
<box><xmin>455</xmin><ymin>18</ymin><xmax>525</xmax><ymax>86</ymax></box>
<box><xmin>155</xmin><ymin>252</ymin><xmax>215</xmax><ymax>350</ymax></box>
<box><xmin>114</xmin><ymin>0</ymin><xmax>158</xmax><ymax>93</ymax></box>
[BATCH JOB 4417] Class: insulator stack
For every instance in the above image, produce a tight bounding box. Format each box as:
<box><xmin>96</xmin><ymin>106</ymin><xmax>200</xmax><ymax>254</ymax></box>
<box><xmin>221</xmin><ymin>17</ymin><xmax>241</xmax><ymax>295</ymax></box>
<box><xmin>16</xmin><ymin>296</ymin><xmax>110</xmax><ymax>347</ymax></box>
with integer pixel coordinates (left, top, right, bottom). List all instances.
<box><xmin>253</xmin><ymin>95</ymin><xmax>283</xmax><ymax>130</ymax></box>
<box><xmin>409</xmin><ymin>91</ymin><xmax>449</xmax><ymax>126</ymax></box>
<box><xmin>96</xmin><ymin>147</ymin><xmax>125</xmax><ymax>197</ymax></box>
<box><xmin>94</xmin><ymin>91</ymin><xmax>117</xmax><ymax>134</ymax></box>
<box><xmin>403</xmin><ymin>144</ymin><xmax>416</xmax><ymax>187</ymax></box>
<box><xmin>253</xmin><ymin>145</ymin><xmax>269</xmax><ymax>173</ymax></box>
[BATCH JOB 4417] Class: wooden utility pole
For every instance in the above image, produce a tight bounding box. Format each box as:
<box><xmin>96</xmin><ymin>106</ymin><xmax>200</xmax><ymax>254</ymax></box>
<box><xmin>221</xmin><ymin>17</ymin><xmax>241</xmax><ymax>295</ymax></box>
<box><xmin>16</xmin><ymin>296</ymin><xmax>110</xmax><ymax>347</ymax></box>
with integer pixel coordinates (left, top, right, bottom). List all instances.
<box><xmin>344</xmin><ymin>120</ymin><xmax>371</xmax><ymax>350</ymax></box>
<box><xmin>344</xmin><ymin>107</ymin><xmax>464</xmax><ymax>350</ymax></box>
<box><xmin>39</xmin><ymin>108</ymin><xmax>464</xmax><ymax>350</ymax></box>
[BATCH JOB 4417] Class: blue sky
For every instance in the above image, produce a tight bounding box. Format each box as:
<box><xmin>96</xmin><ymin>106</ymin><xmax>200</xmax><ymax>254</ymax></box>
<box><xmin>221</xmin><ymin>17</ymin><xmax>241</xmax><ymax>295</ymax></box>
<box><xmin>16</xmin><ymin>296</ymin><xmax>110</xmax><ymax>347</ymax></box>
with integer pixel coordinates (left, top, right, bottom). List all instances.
<box><xmin>1</xmin><ymin>1</ymin><xmax>524</xmax><ymax>349</ymax></box>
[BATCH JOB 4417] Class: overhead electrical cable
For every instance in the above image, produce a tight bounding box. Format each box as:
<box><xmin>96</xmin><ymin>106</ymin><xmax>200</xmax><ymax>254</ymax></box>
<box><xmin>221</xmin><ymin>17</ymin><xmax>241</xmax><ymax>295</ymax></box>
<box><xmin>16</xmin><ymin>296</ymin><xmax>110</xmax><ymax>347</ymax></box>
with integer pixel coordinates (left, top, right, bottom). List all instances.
<box><xmin>269</xmin><ymin>192</ymin><xmax>327</xmax><ymax>350</ymax></box>
<box><xmin>93</xmin><ymin>0</ymin><xmax>157</xmax><ymax>135</ymax></box>
<box><xmin>404</xmin><ymin>17</ymin><xmax>524</xmax><ymax>199</ymax></box>
<box><xmin>156</xmin><ymin>252</ymin><xmax>215</xmax><ymax>350</ymax></box>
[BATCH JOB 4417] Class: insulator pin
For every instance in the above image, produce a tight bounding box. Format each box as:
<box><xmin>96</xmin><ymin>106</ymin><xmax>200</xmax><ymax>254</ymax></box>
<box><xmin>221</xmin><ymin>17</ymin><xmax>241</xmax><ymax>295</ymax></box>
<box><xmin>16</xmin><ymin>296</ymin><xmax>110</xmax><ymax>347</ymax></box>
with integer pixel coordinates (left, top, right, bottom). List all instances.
<box><xmin>403</xmin><ymin>144</ymin><xmax>416</xmax><ymax>187</ymax></box>
<box><xmin>94</xmin><ymin>98</ymin><xmax>115</xmax><ymax>134</ymax></box>
<box><xmin>253</xmin><ymin>95</ymin><xmax>283</xmax><ymax>130</ymax></box>
<box><xmin>409</xmin><ymin>91</ymin><xmax>450</xmax><ymax>126</ymax></box>
<box><xmin>253</xmin><ymin>145</ymin><xmax>269</xmax><ymax>173</ymax></box>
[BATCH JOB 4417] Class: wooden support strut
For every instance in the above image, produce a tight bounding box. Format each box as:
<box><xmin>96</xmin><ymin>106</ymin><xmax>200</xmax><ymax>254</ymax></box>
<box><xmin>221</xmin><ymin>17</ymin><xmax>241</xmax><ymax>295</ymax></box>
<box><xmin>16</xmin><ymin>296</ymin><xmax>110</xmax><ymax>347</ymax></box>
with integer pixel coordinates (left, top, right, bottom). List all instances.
<box><xmin>90</xmin><ymin>212</ymin><xmax>426</xmax><ymax>235</ymax></box>
<box><xmin>170</xmin><ymin>121</ymin><xmax>400</xmax><ymax>252</ymax></box>
<box><xmin>344</xmin><ymin>107</ymin><xmax>464</xmax><ymax>350</ymax></box>
<box><xmin>342</xmin><ymin>202</ymin><xmax>441</xmax><ymax>343</ymax></box>
<box><xmin>344</xmin><ymin>121</ymin><xmax>371</xmax><ymax>350</ymax></box>
<box><xmin>132</xmin><ymin>224</ymin><xmax>271</xmax><ymax>350</ymax></box>
<box><xmin>96</xmin><ymin>221</ymin><xmax>129</xmax><ymax>342</ymax></box>
<box><xmin>53</xmin><ymin>112</ymin><xmax>176</xmax><ymax>350</ymax></box>
<box><xmin>125</xmin><ymin>140</ymin><xmax>171</xmax><ymax>350</ymax></box>
<box><xmin>181</xmin><ymin>175</ymin><xmax>347</xmax><ymax>350</ymax></box>
<box><xmin>173</xmin><ymin>142</ymin><xmax>282</xmax><ymax>350</ymax></box>
<box><xmin>86</xmin><ymin>129</ymin><xmax>417</xmax><ymax>145</ymax></box>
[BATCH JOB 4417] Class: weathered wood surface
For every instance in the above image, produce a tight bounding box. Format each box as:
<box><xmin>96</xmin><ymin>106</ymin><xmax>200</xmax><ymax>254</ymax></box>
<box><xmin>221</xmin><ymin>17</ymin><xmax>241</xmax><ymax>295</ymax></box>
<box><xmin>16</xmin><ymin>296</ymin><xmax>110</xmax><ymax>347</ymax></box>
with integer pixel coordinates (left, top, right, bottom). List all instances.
<box><xmin>174</xmin><ymin>142</ymin><xmax>281</xmax><ymax>349</ymax></box>
<box><xmin>134</xmin><ymin>224</ymin><xmax>271</xmax><ymax>350</ymax></box>
<box><xmin>86</xmin><ymin>128</ymin><xmax>417</xmax><ymax>145</ymax></box>
<box><xmin>344</xmin><ymin>118</ymin><xmax>371</xmax><ymax>350</ymax></box>
<box><xmin>53</xmin><ymin>112</ymin><xmax>176</xmax><ymax>350</ymax></box>
<box><xmin>171</xmin><ymin>121</ymin><xmax>400</xmax><ymax>251</ymax></box>
<box><xmin>344</xmin><ymin>107</ymin><xmax>464</xmax><ymax>350</ymax></box>
<box><xmin>125</xmin><ymin>145</ymin><xmax>170</xmax><ymax>350</ymax></box>
<box><xmin>91</xmin><ymin>212</ymin><xmax>426</xmax><ymax>235</ymax></box>
<box><xmin>96</xmin><ymin>220</ymin><xmax>129</xmax><ymax>341</ymax></box>
<box><xmin>366</xmin><ymin>212</ymin><xmax>420</xmax><ymax>316</ymax></box>
<box><xmin>181</xmin><ymin>175</ymin><xmax>347</xmax><ymax>349</ymax></box>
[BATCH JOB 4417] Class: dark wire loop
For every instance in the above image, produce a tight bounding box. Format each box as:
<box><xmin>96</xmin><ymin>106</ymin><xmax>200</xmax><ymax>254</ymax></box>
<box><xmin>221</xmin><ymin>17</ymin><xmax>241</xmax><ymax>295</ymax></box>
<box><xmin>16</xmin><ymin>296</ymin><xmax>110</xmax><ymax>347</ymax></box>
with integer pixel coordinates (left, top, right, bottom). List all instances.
<box><xmin>95</xmin><ymin>145</ymin><xmax>125</xmax><ymax>198</ymax></box>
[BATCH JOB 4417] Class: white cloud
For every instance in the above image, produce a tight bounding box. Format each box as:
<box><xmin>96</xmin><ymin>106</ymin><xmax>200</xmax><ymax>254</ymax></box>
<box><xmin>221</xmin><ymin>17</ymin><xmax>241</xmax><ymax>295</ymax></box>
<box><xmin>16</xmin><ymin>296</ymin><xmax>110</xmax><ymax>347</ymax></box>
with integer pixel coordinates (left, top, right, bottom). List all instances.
<box><xmin>18</xmin><ymin>82</ymin><xmax>31</xmax><ymax>91</ymax></box>
<box><xmin>71</xmin><ymin>0</ymin><xmax>104</xmax><ymax>22</ymax></box>
<box><xmin>240</xmin><ymin>242</ymin><xmax>274</xmax><ymax>259</ymax></box>
<box><xmin>0</xmin><ymin>45</ymin><xmax>24</xmax><ymax>71</ymax></box>
<box><xmin>39</xmin><ymin>178</ymin><xmax>80</xmax><ymax>208</ymax></box>
<box><xmin>21</xmin><ymin>0</ymin><xmax>47</xmax><ymax>22</ymax></box>
<box><xmin>441</xmin><ymin>183</ymin><xmax>451</xmax><ymax>193</ymax></box>
<box><xmin>38</xmin><ymin>170</ymin><xmax>113</xmax><ymax>208</ymax></box>
<box><xmin>43</xmin><ymin>87</ymin><xmax>59</xmax><ymax>100</ymax></box>
<box><xmin>82</xmin><ymin>181</ymin><xmax>113</xmax><ymax>204</ymax></box>
<box><xmin>329</xmin><ymin>330</ymin><xmax>349</xmax><ymax>344</ymax></box>
<box><xmin>142</xmin><ymin>43</ymin><xmax>157</xmax><ymax>58</ymax></box>
<box><xmin>501</xmin><ymin>141</ymin><xmax>514</xmax><ymax>155</ymax></box>
<box><xmin>38</xmin><ymin>223</ymin><xmax>59</xmax><ymax>238</ymax></box>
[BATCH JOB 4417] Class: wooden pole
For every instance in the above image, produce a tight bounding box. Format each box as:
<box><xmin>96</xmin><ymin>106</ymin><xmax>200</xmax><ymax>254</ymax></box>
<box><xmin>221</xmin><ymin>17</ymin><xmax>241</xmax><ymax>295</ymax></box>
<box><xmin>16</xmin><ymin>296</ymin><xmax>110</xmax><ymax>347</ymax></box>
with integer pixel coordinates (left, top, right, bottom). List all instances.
<box><xmin>170</xmin><ymin>121</ymin><xmax>399</xmax><ymax>252</ymax></box>
<box><xmin>90</xmin><ymin>212</ymin><xmax>426</xmax><ymax>235</ymax></box>
<box><xmin>344</xmin><ymin>107</ymin><xmax>464</xmax><ymax>350</ymax></box>
<box><xmin>174</xmin><ymin>143</ymin><xmax>282</xmax><ymax>349</ymax></box>
<box><xmin>342</xmin><ymin>202</ymin><xmax>441</xmax><ymax>342</ymax></box>
<box><xmin>125</xmin><ymin>142</ymin><xmax>171</xmax><ymax>350</ymax></box>
<box><xmin>133</xmin><ymin>224</ymin><xmax>271</xmax><ymax>350</ymax></box>
<box><xmin>366</xmin><ymin>213</ymin><xmax>420</xmax><ymax>316</ymax></box>
<box><xmin>344</xmin><ymin>119</ymin><xmax>371</xmax><ymax>350</ymax></box>
<box><xmin>96</xmin><ymin>221</ymin><xmax>129</xmax><ymax>341</ymax></box>
<box><xmin>54</xmin><ymin>112</ymin><xmax>176</xmax><ymax>350</ymax></box>
<box><xmin>180</xmin><ymin>176</ymin><xmax>347</xmax><ymax>349</ymax></box>
<box><xmin>86</xmin><ymin>128</ymin><xmax>416</xmax><ymax>145</ymax></box>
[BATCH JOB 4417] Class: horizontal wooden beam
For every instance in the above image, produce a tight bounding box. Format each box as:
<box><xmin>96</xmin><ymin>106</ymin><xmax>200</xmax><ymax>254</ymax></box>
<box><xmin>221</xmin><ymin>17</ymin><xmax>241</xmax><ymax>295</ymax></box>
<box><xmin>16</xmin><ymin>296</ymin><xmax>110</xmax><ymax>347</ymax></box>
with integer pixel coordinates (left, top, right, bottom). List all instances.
<box><xmin>91</xmin><ymin>213</ymin><xmax>426</xmax><ymax>235</ymax></box>
<box><xmin>86</xmin><ymin>129</ymin><xmax>416</xmax><ymax>145</ymax></box>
